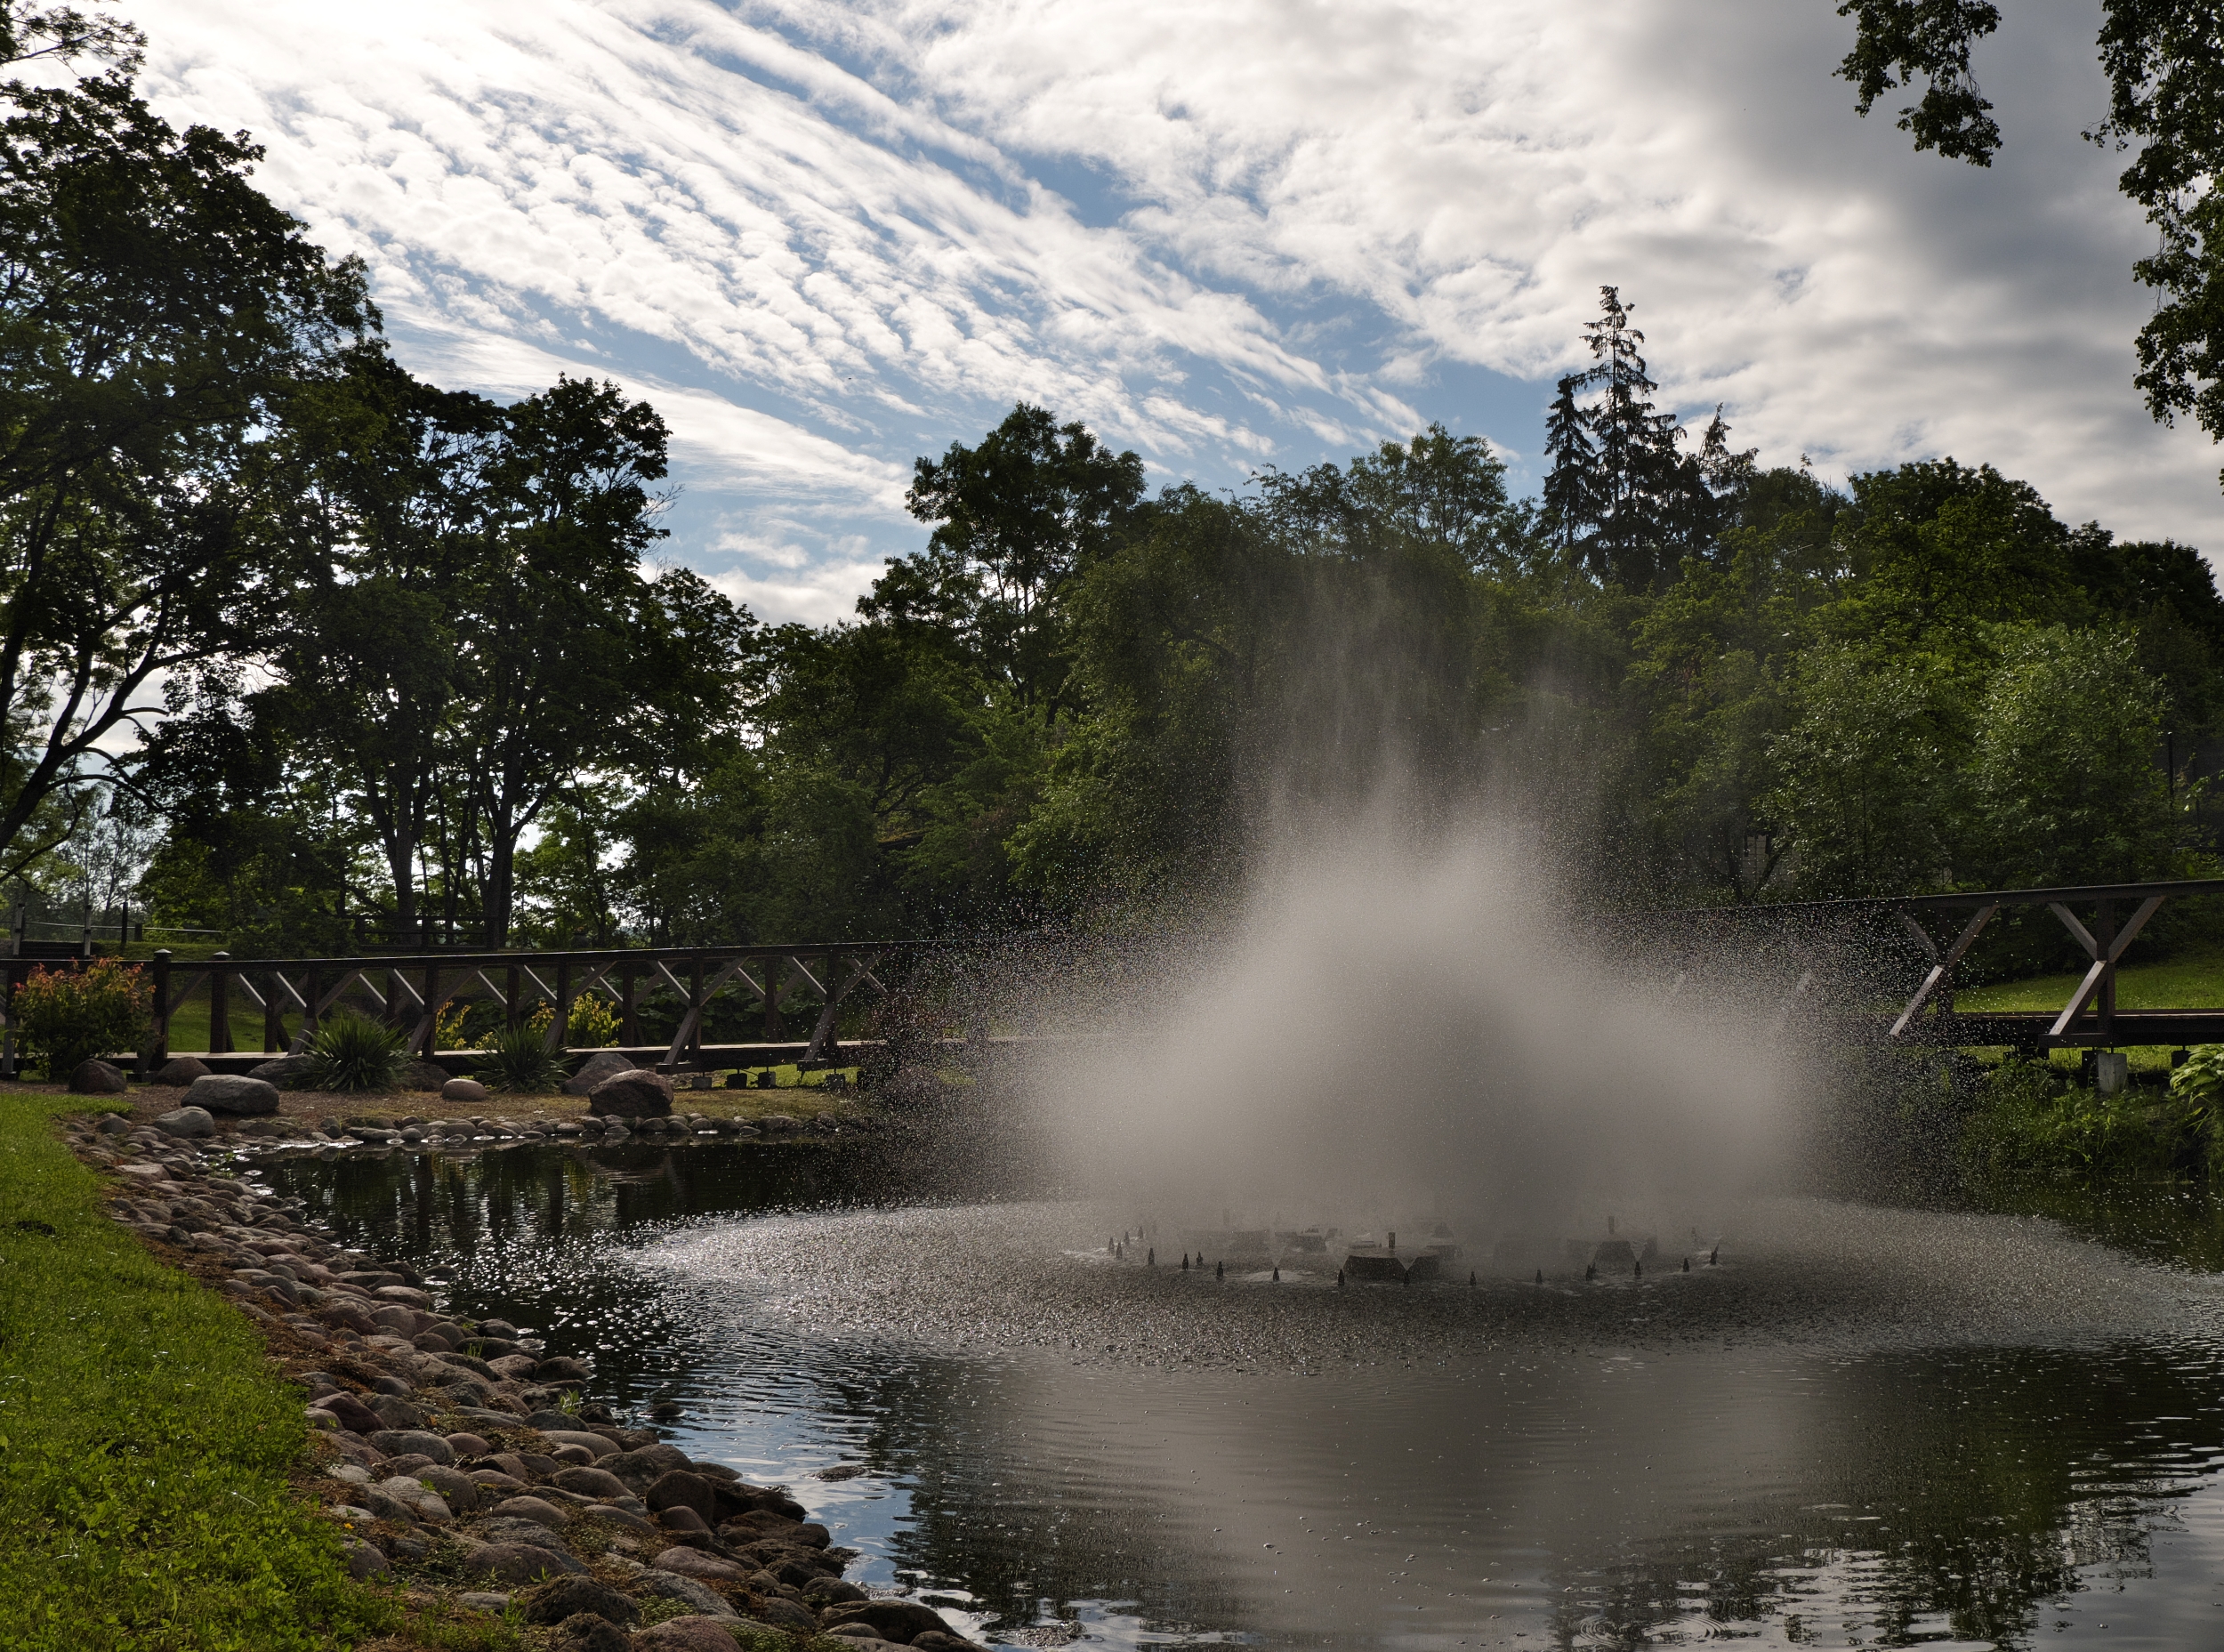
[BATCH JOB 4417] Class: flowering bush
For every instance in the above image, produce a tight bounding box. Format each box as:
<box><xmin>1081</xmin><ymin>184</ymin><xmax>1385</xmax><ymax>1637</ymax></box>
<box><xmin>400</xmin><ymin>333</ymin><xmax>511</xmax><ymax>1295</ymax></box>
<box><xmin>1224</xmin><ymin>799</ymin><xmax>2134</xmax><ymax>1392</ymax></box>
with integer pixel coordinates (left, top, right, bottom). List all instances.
<box><xmin>566</xmin><ymin>992</ymin><xmax>621</xmax><ymax>1047</ymax></box>
<box><xmin>12</xmin><ymin>959</ymin><xmax>152</xmax><ymax>1080</ymax></box>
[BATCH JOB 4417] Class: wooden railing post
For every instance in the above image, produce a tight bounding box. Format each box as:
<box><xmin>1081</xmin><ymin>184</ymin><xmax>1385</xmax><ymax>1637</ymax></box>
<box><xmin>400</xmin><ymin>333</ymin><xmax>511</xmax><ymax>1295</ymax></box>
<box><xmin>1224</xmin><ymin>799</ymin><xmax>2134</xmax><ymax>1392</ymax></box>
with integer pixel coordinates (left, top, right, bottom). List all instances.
<box><xmin>300</xmin><ymin>967</ymin><xmax>321</xmax><ymax>1051</ymax></box>
<box><xmin>552</xmin><ymin>962</ymin><xmax>573</xmax><ymax>1054</ymax></box>
<box><xmin>421</xmin><ymin>962</ymin><xmax>439</xmax><ymax>1055</ymax></box>
<box><xmin>763</xmin><ymin>955</ymin><xmax>783</xmax><ymax>1041</ymax></box>
<box><xmin>2097</xmin><ymin>899</ymin><xmax>2117</xmax><ymax>1044</ymax></box>
<box><xmin>689</xmin><ymin>957</ymin><xmax>705</xmax><ymax>1070</ymax></box>
<box><xmin>149</xmin><ymin>950</ymin><xmax>171</xmax><ymax>1069</ymax></box>
<box><xmin>505</xmin><ymin>963</ymin><xmax>522</xmax><ymax>1029</ymax></box>
<box><xmin>620</xmin><ymin>962</ymin><xmax>639</xmax><ymax>1047</ymax></box>
<box><xmin>263</xmin><ymin>972</ymin><xmax>282</xmax><ymax>1052</ymax></box>
<box><xmin>208</xmin><ymin>952</ymin><xmax>231</xmax><ymax>1055</ymax></box>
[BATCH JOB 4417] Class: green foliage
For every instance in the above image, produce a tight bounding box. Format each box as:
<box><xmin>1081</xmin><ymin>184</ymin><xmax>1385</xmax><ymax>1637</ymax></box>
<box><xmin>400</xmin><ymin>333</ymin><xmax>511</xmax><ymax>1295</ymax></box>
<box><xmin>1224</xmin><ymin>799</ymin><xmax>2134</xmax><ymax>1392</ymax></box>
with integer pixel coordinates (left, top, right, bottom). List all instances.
<box><xmin>473</xmin><ymin>1021</ymin><xmax>566</xmax><ymax>1093</ymax></box>
<box><xmin>0</xmin><ymin>1095</ymin><xmax>395</xmax><ymax>1648</ymax></box>
<box><xmin>298</xmin><ymin>1008</ymin><xmax>405</xmax><ymax>1093</ymax></box>
<box><xmin>11</xmin><ymin>959</ymin><xmax>149</xmax><ymax>1080</ymax></box>
<box><xmin>1961</xmin><ymin>1058</ymin><xmax>2178</xmax><ymax>1184</ymax></box>
<box><xmin>566</xmin><ymin>992</ymin><xmax>621</xmax><ymax>1047</ymax></box>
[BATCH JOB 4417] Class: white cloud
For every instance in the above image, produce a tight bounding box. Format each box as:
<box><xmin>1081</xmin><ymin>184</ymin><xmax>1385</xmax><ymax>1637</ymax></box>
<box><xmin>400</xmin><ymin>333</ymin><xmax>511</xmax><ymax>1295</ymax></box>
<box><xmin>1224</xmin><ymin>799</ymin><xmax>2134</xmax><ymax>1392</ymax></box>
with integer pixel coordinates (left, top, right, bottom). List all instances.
<box><xmin>129</xmin><ymin>0</ymin><xmax>2224</xmax><ymax>574</ymax></box>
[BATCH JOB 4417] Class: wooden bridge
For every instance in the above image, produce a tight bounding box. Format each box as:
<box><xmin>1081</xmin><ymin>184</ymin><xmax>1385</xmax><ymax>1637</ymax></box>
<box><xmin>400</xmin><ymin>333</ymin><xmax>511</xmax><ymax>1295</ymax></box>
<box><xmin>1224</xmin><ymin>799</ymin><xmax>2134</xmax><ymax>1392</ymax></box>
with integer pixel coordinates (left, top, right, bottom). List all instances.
<box><xmin>1654</xmin><ymin>877</ymin><xmax>2224</xmax><ymax>1051</ymax></box>
<box><xmin>7</xmin><ymin>939</ymin><xmax>935</xmax><ymax>1080</ymax></box>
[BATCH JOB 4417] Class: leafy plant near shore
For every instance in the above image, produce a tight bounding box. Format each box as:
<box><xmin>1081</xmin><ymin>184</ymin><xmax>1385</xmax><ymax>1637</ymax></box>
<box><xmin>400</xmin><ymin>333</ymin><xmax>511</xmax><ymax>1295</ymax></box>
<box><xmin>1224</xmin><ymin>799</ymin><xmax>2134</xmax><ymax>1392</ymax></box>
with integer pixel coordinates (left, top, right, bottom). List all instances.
<box><xmin>299</xmin><ymin>1009</ymin><xmax>407</xmax><ymax>1092</ymax></box>
<box><xmin>10</xmin><ymin>959</ymin><xmax>151</xmax><ymax>1080</ymax></box>
<box><xmin>1962</xmin><ymin>1057</ymin><xmax>2195</xmax><ymax>1183</ymax></box>
<box><xmin>474</xmin><ymin>1021</ymin><xmax>567</xmax><ymax>1092</ymax></box>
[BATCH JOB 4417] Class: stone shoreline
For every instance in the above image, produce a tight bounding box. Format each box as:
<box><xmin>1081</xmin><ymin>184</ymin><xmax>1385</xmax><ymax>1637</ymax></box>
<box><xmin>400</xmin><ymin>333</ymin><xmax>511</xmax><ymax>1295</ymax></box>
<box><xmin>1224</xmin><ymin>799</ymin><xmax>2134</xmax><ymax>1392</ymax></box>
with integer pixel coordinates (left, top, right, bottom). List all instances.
<box><xmin>54</xmin><ymin>1106</ymin><xmax>974</xmax><ymax>1652</ymax></box>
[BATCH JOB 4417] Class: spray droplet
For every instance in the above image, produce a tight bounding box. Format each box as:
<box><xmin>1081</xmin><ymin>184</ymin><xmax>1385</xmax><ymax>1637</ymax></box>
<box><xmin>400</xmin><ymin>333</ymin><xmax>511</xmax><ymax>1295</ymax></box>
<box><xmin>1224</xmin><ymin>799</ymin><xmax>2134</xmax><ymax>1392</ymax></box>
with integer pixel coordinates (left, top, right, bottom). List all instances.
<box><xmin>1272</xmin><ymin>1264</ymin><xmax>1280</xmax><ymax>1281</ymax></box>
<box><xmin>1181</xmin><ymin>1253</ymin><xmax>1189</xmax><ymax>1271</ymax></box>
<box><xmin>1709</xmin><ymin>1247</ymin><xmax>1719</xmax><ymax>1266</ymax></box>
<box><xmin>1336</xmin><ymin>1268</ymin><xmax>1345</xmax><ymax>1287</ymax></box>
<box><xmin>1535</xmin><ymin>1269</ymin><xmax>1543</xmax><ymax>1285</ymax></box>
<box><xmin>1216</xmin><ymin>1260</ymin><xmax>1224</xmax><ymax>1280</ymax></box>
<box><xmin>1682</xmin><ymin>1256</ymin><xmax>1690</xmax><ymax>1273</ymax></box>
<box><xmin>1469</xmin><ymin>1271</ymin><xmax>1477</xmax><ymax>1287</ymax></box>
<box><xmin>1147</xmin><ymin>1248</ymin><xmax>1155</xmax><ymax>1267</ymax></box>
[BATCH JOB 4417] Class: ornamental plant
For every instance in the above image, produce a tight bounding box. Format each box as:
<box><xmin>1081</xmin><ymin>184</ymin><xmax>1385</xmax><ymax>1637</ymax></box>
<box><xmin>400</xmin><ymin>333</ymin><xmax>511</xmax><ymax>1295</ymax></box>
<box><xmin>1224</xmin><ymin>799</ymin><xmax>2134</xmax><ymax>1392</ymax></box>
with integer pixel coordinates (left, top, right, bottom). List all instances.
<box><xmin>300</xmin><ymin>1010</ymin><xmax>407</xmax><ymax>1093</ymax></box>
<box><xmin>566</xmin><ymin>992</ymin><xmax>621</xmax><ymax>1047</ymax></box>
<box><xmin>474</xmin><ymin>1021</ymin><xmax>566</xmax><ymax>1093</ymax></box>
<box><xmin>12</xmin><ymin>959</ymin><xmax>152</xmax><ymax>1081</ymax></box>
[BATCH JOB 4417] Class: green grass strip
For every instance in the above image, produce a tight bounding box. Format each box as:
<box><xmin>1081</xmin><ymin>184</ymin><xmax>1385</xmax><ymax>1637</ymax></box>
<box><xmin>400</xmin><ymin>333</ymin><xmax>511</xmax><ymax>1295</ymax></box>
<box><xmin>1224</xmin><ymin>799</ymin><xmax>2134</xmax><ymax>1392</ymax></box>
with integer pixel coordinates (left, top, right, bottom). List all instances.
<box><xmin>0</xmin><ymin>1096</ymin><xmax>393</xmax><ymax>1650</ymax></box>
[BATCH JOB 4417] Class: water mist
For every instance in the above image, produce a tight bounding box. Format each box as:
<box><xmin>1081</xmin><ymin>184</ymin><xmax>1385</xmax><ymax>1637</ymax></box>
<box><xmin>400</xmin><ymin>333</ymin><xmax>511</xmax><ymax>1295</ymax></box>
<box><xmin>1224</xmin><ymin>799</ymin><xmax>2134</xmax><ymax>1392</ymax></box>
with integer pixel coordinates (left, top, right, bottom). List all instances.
<box><xmin>1039</xmin><ymin>811</ymin><xmax>1809</xmax><ymax>1265</ymax></box>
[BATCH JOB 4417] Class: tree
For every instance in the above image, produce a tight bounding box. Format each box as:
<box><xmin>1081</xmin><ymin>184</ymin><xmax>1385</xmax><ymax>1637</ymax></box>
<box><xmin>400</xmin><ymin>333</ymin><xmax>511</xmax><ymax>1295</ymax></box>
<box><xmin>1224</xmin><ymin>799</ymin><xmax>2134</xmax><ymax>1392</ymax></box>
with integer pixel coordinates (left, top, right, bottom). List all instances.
<box><xmin>446</xmin><ymin>376</ymin><xmax>713</xmax><ymax>947</ymax></box>
<box><xmin>1968</xmin><ymin>625</ymin><xmax>2184</xmax><ymax>888</ymax></box>
<box><xmin>1253</xmin><ymin>423</ymin><xmax>1531</xmax><ymax>576</ymax></box>
<box><xmin>1837</xmin><ymin>3</ymin><xmax>2224</xmax><ymax>481</ymax></box>
<box><xmin>0</xmin><ymin>3</ymin><xmax>373</xmax><ymax>881</ymax></box>
<box><xmin>871</xmin><ymin>402</ymin><xmax>1147</xmax><ymax>712</ymax></box>
<box><xmin>1541</xmin><ymin>373</ymin><xmax>1599</xmax><ymax>559</ymax></box>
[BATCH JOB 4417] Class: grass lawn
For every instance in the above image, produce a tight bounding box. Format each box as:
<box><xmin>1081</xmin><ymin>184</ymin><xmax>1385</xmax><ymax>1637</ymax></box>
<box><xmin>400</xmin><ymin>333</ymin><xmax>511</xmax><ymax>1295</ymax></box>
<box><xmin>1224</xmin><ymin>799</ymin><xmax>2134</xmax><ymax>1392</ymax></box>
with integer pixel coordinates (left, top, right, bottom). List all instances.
<box><xmin>1955</xmin><ymin>948</ymin><xmax>2224</xmax><ymax>1015</ymax></box>
<box><xmin>0</xmin><ymin>1097</ymin><xmax>390</xmax><ymax>1650</ymax></box>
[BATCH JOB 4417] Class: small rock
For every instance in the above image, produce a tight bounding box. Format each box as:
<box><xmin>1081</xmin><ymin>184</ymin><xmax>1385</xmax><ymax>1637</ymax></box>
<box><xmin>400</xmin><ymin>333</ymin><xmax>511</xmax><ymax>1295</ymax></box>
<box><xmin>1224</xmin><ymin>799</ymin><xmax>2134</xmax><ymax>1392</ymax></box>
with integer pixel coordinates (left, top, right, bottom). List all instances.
<box><xmin>490</xmin><ymin>1495</ymin><xmax>568</xmax><ymax>1530</ymax></box>
<box><xmin>182</xmin><ymin>1074</ymin><xmax>281</xmax><ymax>1116</ymax></box>
<box><xmin>153</xmin><ymin>1106</ymin><xmax>216</xmax><ymax>1139</ymax></box>
<box><xmin>563</xmin><ymin>1051</ymin><xmax>637</xmax><ymax>1096</ymax></box>
<box><xmin>752</xmin><ymin>1596</ymin><xmax>820</xmax><ymax>1632</ymax></box>
<box><xmin>547</xmin><ymin>1464</ymin><xmax>630</xmax><ymax>1500</ymax></box>
<box><xmin>517</xmin><ymin>1575</ymin><xmax>641</xmax><ymax>1627</ymax></box>
<box><xmin>340</xmin><ymin>1537</ymin><xmax>390</xmax><ymax>1579</ymax></box>
<box><xmin>645</xmin><ymin>1469</ymin><xmax>718</xmax><ymax>1524</ymax></box>
<box><xmin>552</xmin><ymin>1613</ymin><xmax>631</xmax><ymax>1652</ymax></box>
<box><xmin>456</xmin><ymin>1592</ymin><xmax>512</xmax><ymax>1615</ymax></box>
<box><xmin>445</xmin><ymin>1431</ymin><xmax>493</xmax><ymax>1458</ymax></box>
<box><xmin>636</xmin><ymin>1618</ymin><xmax>753</xmax><ymax>1652</ymax></box>
<box><xmin>442</xmin><ymin>1076</ymin><xmax>488</xmax><ymax>1103</ymax></box>
<box><xmin>822</xmin><ymin>1601</ymin><xmax>957</xmax><ymax>1644</ymax></box>
<box><xmin>535</xmin><ymin>1356</ymin><xmax>591</xmax><ymax>1383</ymax></box>
<box><xmin>461</xmin><ymin>1541</ymin><xmax>589</xmax><ymax>1584</ymax></box>
<box><xmin>151</xmin><ymin>1055</ymin><xmax>211</xmax><ymax>1085</ymax></box>
<box><xmin>803</xmin><ymin>1578</ymin><xmax>869</xmax><ymax>1606</ymax></box>
<box><xmin>69</xmin><ymin>1059</ymin><xmax>129</xmax><ymax>1094</ymax></box>
<box><xmin>414</xmin><ymin>1463</ymin><xmax>482</xmax><ymax>1511</ymax></box>
<box><xmin>586</xmin><ymin>1068</ymin><xmax>673</xmax><ymax>1119</ymax></box>
<box><xmin>367</xmin><ymin>1430</ymin><xmax>454</xmax><ymax>1464</ymax></box>
<box><xmin>637</xmin><ymin>1571</ymin><xmax>736</xmax><ymax>1618</ymax></box>
<box><xmin>651</xmin><ymin>1546</ymin><xmax>745</xmax><ymax>1581</ymax></box>
<box><xmin>584</xmin><ymin>1504</ymin><xmax>657</xmax><ymax>1535</ymax></box>
<box><xmin>318</xmin><ymin>1391</ymin><xmax>384</xmax><ymax>1435</ymax></box>
<box><xmin>94</xmin><ymin>1113</ymin><xmax>130</xmax><ymax>1135</ymax></box>
<box><xmin>540</xmin><ymin>1428</ymin><xmax>616</xmax><ymax>1459</ymax></box>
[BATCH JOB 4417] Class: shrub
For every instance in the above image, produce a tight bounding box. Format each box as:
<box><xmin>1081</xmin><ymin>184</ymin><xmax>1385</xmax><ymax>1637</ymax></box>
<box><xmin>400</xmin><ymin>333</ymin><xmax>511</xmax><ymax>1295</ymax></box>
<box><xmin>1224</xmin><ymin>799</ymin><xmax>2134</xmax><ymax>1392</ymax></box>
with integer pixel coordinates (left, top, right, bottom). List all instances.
<box><xmin>12</xmin><ymin>958</ymin><xmax>151</xmax><ymax>1081</ymax></box>
<box><xmin>300</xmin><ymin>1010</ymin><xmax>407</xmax><ymax>1093</ymax></box>
<box><xmin>1962</xmin><ymin>1055</ymin><xmax>2173</xmax><ymax>1182</ymax></box>
<box><xmin>567</xmin><ymin>992</ymin><xmax>621</xmax><ymax>1047</ymax></box>
<box><xmin>473</xmin><ymin>1021</ymin><xmax>567</xmax><ymax>1093</ymax></box>
<box><xmin>432</xmin><ymin>998</ymin><xmax>474</xmax><ymax>1052</ymax></box>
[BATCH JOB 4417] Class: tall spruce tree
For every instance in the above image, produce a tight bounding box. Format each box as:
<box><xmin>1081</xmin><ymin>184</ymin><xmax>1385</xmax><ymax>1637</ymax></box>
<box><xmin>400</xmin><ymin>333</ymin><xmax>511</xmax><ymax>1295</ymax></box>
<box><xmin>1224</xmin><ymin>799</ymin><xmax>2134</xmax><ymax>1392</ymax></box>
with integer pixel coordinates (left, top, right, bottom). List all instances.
<box><xmin>1541</xmin><ymin>373</ymin><xmax>1600</xmax><ymax>559</ymax></box>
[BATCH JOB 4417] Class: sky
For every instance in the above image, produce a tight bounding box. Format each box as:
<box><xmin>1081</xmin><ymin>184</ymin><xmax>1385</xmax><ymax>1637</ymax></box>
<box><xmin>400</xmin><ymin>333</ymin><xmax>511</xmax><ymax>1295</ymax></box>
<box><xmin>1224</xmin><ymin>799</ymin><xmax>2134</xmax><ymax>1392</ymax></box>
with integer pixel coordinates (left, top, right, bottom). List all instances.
<box><xmin>130</xmin><ymin>0</ymin><xmax>2220</xmax><ymax>625</ymax></box>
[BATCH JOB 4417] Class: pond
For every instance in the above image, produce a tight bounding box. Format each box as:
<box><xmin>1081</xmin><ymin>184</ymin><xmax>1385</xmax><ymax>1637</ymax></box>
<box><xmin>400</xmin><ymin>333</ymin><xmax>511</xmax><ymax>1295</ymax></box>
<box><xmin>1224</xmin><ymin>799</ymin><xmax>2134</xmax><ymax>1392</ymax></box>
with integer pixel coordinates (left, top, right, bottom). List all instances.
<box><xmin>257</xmin><ymin>1139</ymin><xmax>2224</xmax><ymax>1650</ymax></box>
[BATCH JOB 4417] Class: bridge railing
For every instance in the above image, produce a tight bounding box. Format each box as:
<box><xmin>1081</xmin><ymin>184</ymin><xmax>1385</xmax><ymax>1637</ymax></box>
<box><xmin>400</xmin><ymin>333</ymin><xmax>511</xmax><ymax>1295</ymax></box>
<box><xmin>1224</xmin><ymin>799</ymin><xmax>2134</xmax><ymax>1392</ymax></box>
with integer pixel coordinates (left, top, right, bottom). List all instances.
<box><xmin>1647</xmin><ymin>877</ymin><xmax>2224</xmax><ymax>1049</ymax></box>
<box><xmin>0</xmin><ymin>939</ymin><xmax>943</xmax><ymax>1079</ymax></box>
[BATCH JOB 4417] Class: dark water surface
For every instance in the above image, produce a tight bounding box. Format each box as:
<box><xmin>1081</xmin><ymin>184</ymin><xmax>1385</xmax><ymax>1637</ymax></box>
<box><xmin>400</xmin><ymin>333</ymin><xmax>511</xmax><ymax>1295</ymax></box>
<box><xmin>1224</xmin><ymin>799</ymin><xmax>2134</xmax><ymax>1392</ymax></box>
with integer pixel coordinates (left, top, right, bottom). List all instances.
<box><xmin>260</xmin><ymin>1141</ymin><xmax>2224</xmax><ymax>1650</ymax></box>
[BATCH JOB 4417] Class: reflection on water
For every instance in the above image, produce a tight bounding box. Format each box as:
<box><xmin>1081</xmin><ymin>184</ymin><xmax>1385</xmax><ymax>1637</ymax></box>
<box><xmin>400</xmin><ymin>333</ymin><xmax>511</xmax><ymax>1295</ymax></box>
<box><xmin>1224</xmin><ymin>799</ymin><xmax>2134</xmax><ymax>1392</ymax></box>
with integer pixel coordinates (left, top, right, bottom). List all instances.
<box><xmin>262</xmin><ymin>1142</ymin><xmax>2224</xmax><ymax>1649</ymax></box>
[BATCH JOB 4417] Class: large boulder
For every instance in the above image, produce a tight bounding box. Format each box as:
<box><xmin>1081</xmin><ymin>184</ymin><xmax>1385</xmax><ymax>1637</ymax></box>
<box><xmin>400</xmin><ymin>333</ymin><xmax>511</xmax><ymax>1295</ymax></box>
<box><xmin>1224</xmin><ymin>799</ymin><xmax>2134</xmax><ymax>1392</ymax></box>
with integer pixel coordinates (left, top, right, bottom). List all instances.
<box><xmin>183</xmin><ymin>1074</ymin><xmax>280</xmax><ymax>1116</ymax></box>
<box><xmin>441</xmin><ymin>1076</ymin><xmax>488</xmax><ymax>1103</ymax></box>
<box><xmin>247</xmin><ymin>1053</ymin><xmax>312</xmax><ymax>1087</ymax></box>
<box><xmin>563</xmin><ymin>1051</ymin><xmax>636</xmax><ymax>1095</ymax></box>
<box><xmin>637</xmin><ymin>1574</ymin><xmax>735</xmax><ymax>1618</ymax></box>
<box><xmin>586</xmin><ymin>1068</ymin><xmax>672</xmax><ymax>1118</ymax></box>
<box><xmin>153</xmin><ymin>1106</ymin><xmax>215</xmax><ymax>1138</ymax></box>
<box><xmin>68</xmin><ymin>1059</ymin><xmax>128</xmax><ymax>1094</ymax></box>
<box><xmin>152</xmin><ymin>1056</ymin><xmax>209</xmax><ymax>1085</ymax></box>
